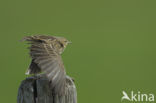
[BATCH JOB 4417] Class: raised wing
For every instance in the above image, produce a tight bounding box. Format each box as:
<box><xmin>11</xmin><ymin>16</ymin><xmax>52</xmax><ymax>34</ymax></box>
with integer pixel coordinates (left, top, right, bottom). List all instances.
<box><xmin>23</xmin><ymin>36</ymin><xmax>66</xmax><ymax>96</ymax></box>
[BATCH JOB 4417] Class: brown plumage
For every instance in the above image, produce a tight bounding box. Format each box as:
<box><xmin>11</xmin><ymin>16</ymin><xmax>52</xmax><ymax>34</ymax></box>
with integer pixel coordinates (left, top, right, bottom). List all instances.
<box><xmin>22</xmin><ymin>35</ymin><xmax>71</xmax><ymax>96</ymax></box>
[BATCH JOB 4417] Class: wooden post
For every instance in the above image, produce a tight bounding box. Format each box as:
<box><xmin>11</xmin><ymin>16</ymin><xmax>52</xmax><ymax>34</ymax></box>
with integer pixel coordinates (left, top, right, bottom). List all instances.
<box><xmin>17</xmin><ymin>75</ymin><xmax>77</xmax><ymax>103</ymax></box>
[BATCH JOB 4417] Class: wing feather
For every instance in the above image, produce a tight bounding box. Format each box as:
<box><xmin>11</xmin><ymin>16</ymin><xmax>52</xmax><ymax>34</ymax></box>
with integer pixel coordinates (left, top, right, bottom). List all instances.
<box><xmin>23</xmin><ymin>36</ymin><xmax>66</xmax><ymax>95</ymax></box>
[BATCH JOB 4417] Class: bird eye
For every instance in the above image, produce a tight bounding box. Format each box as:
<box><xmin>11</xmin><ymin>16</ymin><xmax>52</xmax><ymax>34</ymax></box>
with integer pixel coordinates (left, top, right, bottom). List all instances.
<box><xmin>59</xmin><ymin>42</ymin><xmax>64</xmax><ymax>47</ymax></box>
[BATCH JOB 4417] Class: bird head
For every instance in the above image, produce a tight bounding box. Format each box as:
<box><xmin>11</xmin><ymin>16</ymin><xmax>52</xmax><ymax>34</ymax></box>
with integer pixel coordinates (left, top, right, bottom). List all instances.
<box><xmin>54</xmin><ymin>36</ymin><xmax>71</xmax><ymax>54</ymax></box>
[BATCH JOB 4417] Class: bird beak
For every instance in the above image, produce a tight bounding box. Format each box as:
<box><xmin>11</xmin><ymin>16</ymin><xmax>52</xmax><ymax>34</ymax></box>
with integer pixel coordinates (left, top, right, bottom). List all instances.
<box><xmin>68</xmin><ymin>41</ymin><xmax>72</xmax><ymax>44</ymax></box>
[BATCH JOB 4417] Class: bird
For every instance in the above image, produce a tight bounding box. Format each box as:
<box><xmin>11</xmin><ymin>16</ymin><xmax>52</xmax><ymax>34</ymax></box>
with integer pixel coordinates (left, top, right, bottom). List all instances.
<box><xmin>21</xmin><ymin>35</ymin><xmax>71</xmax><ymax>96</ymax></box>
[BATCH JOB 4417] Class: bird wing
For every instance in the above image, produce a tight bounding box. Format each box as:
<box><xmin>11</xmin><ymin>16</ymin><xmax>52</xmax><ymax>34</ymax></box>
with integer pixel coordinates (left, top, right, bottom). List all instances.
<box><xmin>23</xmin><ymin>36</ymin><xmax>66</xmax><ymax>95</ymax></box>
<box><xmin>65</xmin><ymin>76</ymin><xmax>77</xmax><ymax>103</ymax></box>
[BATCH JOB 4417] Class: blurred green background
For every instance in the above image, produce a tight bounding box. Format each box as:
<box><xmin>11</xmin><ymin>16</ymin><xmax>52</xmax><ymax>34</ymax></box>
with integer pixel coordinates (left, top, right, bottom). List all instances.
<box><xmin>0</xmin><ymin>0</ymin><xmax>156</xmax><ymax>103</ymax></box>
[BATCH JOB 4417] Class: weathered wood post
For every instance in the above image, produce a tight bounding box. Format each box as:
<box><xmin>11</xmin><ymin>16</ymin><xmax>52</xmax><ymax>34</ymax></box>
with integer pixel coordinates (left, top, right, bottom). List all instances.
<box><xmin>17</xmin><ymin>74</ymin><xmax>77</xmax><ymax>103</ymax></box>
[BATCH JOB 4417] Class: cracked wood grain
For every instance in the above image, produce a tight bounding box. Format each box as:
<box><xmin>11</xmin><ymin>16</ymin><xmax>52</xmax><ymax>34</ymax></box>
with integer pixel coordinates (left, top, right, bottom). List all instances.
<box><xmin>17</xmin><ymin>75</ymin><xmax>77</xmax><ymax>103</ymax></box>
